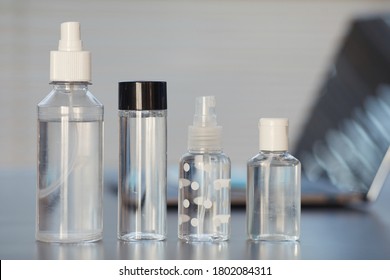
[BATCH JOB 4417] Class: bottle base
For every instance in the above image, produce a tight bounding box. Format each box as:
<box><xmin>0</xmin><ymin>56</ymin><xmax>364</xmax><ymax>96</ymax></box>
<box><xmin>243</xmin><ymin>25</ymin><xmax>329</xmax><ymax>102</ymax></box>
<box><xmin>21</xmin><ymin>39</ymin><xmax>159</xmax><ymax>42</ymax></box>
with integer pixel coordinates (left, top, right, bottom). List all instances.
<box><xmin>36</xmin><ymin>231</ymin><xmax>102</xmax><ymax>243</ymax></box>
<box><xmin>248</xmin><ymin>234</ymin><xmax>299</xmax><ymax>242</ymax></box>
<box><xmin>118</xmin><ymin>232</ymin><xmax>166</xmax><ymax>242</ymax></box>
<box><xmin>179</xmin><ymin>233</ymin><xmax>229</xmax><ymax>243</ymax></box>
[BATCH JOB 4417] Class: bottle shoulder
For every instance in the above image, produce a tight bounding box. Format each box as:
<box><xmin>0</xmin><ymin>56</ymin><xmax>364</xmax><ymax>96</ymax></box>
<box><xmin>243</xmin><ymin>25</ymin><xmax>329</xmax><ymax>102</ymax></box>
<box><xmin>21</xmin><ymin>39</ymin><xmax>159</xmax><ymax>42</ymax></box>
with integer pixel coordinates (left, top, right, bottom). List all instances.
<box><xmin>38</xmin><ymin>86</ymin><xmax>103</xmax><ymax>108</ymax></box>
<box><xmin>247</xmin><ymin>151</ymin><xmax>300</xmax><ymax>167</ymax></box>
<box><xmin>38</xmin><ymin>85</ymin><xmax>103</xmax><ymax>121</ymax></box>
<box><xmin>180</xmin><ymin>151</ymin><xmax>231</xmax><ymax>164</ymax></box>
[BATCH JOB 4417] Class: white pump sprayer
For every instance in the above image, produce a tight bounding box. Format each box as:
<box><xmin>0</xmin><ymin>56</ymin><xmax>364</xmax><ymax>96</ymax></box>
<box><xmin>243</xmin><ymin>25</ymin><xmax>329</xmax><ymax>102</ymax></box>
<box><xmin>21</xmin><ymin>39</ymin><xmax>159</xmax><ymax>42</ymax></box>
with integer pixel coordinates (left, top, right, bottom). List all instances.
<box><xmin>188</xmin><ymin>96</ymin><xmax>223</xmax><ymax>151</ymax></box>
<box><xmin>179</xmin><ymin>95</ymin><xmax>231</xmax><ymax>242</ymax></box>
<box><xmin>50</xmin><ymin>22</ymin><xmax>91</xmax><ymax>82</ymax></box>
<box><xmin>58</xmin><ymin>22</ymin><xmax>83</xmax><ymax>51</ymax></box>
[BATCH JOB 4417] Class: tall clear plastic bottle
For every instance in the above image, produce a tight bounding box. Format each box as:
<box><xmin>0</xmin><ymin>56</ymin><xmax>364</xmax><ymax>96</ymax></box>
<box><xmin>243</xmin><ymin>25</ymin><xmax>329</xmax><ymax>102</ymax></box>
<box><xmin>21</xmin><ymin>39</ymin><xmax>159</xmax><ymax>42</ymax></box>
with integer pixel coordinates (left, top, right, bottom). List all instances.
<box><xmin>247</xmin><ymin>118</ymin><xmax>300</xmax><ymax>241</ymax></box>
<box><xmin>178</xmin><ymin>96</ymin><xmax>231</xmax><ymax>242</ymax></box>
<box><xmin>36</xmin><ymin>22</ymin><xmax>104</xmax><ymax>243</ymax></box>
<box><xmin>118</xmin><ymin>81</ymin><xmax>167</xmax><ymax>241</ymax></box>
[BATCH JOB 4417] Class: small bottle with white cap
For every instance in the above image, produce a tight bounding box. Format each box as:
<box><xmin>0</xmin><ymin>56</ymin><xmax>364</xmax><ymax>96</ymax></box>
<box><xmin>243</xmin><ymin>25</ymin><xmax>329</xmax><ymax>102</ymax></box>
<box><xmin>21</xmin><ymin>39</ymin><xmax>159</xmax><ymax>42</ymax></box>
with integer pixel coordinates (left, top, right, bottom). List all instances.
<box><xmin>178</xmin><ymin>96</ymin><xmax>231</xmax><ymax>242</ymax></box>
<box><xmin>247</xmin><ymin>118</ymin><xmax>301</xmax><ymax>241</ymax></box>
<box><xmin>36</xmin><ymin>22</ymin><xmax>103</xmax><ymax>242</ymax></box>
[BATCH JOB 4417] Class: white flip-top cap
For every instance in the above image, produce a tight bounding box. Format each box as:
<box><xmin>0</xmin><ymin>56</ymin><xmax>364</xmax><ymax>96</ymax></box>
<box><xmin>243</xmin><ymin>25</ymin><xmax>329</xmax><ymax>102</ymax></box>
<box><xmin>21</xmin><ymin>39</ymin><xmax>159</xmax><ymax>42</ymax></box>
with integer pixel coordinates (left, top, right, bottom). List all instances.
<box><xmin>259</xmin><ymin>118</ymin><xmax>289</xmax><ymax>151</ymax></box>
<box><xmin>50</xmin><ymin>22</ymin><xmax>91</xmax><ymax>82</ymax></box>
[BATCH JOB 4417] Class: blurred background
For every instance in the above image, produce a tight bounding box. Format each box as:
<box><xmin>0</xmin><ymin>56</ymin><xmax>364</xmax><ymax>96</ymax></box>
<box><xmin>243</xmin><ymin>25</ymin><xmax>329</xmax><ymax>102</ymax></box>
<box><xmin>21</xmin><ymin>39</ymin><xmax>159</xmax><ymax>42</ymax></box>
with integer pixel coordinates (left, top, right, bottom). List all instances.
<box><xmin>1</xmin><ymin>0</ymin><xmax>390</xmax><ymax>171</ymax></box>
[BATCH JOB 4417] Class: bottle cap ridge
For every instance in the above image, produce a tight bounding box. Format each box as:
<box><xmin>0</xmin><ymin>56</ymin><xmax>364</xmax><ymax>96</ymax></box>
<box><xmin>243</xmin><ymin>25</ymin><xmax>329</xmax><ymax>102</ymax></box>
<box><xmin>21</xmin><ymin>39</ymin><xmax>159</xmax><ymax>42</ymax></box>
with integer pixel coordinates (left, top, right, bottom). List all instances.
<box><xmin>118</xmin><ymin>81</ymin><xmax>167</xmax><ymax>110</ymax></box>
<box><xmin>259</xmin><ymin>118</ymin><xmax>289</xmax><ymax>151</ymax></box>
<box><xmin>50</xmin><ymin>22</ymin><xmax>91</xmax><ymax>82</ymax></box>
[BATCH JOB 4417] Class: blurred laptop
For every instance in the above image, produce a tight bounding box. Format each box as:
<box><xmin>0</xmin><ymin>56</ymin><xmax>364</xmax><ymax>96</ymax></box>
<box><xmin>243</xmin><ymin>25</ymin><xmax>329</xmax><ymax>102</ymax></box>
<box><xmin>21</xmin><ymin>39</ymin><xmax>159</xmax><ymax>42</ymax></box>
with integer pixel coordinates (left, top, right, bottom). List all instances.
<box><xmin>167</xmin><ymin>15</ymin><xmax>390</xmax><ymax>206</ymax></box>
<box><xmin>293</xmin><ymin>15</ymin><xmax>390</xmax><ymax>206</ymax></box>
<box><xmin>110</xmin><ymin>15</ymin><xmax>390</xmax><ymax>207</ymax></box>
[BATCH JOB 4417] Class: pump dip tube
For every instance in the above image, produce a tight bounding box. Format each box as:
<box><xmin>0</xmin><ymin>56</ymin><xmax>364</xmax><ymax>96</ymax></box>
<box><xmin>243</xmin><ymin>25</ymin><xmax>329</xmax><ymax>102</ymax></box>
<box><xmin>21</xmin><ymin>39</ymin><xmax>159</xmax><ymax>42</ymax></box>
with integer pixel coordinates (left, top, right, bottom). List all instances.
<box><xmin>118</xmin><ymin>81</ymin><xmax>167</xmax><ymax>241</ymax></box>
<box><xmin>36</xmin><ymin>22</ymin><xmax>104</xmax><ymax>243</ymax></box>
<box><xmin>178</xmin><ymin>96</ymin><xmax>231</xmax><ymax>242</ymax></box>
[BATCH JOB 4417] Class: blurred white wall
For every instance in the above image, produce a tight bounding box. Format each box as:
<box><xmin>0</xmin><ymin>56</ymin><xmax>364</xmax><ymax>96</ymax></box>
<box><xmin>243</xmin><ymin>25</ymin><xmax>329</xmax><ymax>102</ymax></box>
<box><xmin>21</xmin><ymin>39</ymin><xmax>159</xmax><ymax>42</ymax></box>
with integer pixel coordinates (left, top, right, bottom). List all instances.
<box><xmin>1</xmin><ymin>0</ymin><xmax>390</xmax><ymax>169</ymax></box>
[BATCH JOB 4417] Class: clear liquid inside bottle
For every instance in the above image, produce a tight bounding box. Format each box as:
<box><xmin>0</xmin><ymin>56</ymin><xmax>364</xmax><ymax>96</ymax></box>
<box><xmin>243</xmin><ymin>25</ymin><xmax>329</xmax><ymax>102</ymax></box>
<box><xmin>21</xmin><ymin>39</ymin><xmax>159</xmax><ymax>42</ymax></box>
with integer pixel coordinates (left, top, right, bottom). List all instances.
<box><xmin>118</xmin><ymin>110</ymin><xmax>167</xmax><ymax>241</ymax></box>
<box><xmin>36</xmin><ymin>83</ymin><xmax>103</xmax><ymax>243</ymax></box>
<box><xmin>247</xmin><ymin>151</ymin><xmax>300</xmax><ymax>241</ymax></box>
<box><xmin>178</xmin><ymin>152</ymin><xmax>231</xmax><ymax>242</ymax></box>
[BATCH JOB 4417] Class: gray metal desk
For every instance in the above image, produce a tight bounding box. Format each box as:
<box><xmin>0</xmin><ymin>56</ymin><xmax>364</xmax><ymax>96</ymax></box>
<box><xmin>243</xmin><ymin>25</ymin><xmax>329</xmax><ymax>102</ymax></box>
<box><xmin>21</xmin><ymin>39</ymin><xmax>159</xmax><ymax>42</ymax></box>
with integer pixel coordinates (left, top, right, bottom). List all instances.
<box><xmin>1</xmin><ymin>169</ymin><xmax>390</xmax><ymax>260</ymax></box>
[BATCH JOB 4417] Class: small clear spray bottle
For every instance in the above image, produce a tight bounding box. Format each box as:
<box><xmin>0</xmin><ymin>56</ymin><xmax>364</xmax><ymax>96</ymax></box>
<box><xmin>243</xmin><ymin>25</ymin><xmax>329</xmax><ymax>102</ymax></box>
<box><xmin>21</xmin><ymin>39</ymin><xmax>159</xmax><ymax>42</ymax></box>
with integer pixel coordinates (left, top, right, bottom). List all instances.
<box><xmin>178</xmin><ymin>96</ymin><xmax>231</xmax><ymax>242</ymax></box>
<box><xmin>36</xmin><ymin>22</ymin><xmax>104</xmax><ymax>243</ymax></box>
<box><xmin>247</xmin><ymin>118</ymin><xmax>301</xmax><ymax>241</ymax></box>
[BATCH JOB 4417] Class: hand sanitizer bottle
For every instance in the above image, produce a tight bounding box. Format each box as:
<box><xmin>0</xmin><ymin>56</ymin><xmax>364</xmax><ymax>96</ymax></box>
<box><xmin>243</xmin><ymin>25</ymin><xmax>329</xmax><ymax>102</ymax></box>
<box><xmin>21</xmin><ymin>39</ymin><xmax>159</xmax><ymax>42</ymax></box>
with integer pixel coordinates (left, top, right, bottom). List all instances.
<box><xmin>178</xmin><ymin>96</ymin><xmax>231</xmax><ymax>242</ymax></box>
<box><xmin>247</xmin><ymin>118</ymin><xmax>301</xmax><ymax>241</ymax></box>
<box><xmin>36</xmin><ymin>22</ymin><xmax>104</xmax><ymax>243</ymax></box>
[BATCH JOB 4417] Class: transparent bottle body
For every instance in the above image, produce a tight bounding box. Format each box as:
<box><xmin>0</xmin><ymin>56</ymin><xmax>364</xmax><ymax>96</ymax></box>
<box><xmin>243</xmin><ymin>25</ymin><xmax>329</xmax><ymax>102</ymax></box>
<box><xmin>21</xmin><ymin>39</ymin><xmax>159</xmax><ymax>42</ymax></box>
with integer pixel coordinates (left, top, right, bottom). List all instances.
<box><xmin>247</xmin><ymin>151</ymin><xmax>301</xmax><ymax>241</ymax></box>
<box><xmin>178</xmin><ymin>151</ymin><xmax>231</xmax><ymax>242</ymax></box>
<box><xmin>36</xmin><ymin>83</ymin><xmax>104</xmax><ymax>243</ymax></box>
<box><xmin>118</xmin><ymin>110</ymin><xmax>167</xmax><ymax>241</ymax></box>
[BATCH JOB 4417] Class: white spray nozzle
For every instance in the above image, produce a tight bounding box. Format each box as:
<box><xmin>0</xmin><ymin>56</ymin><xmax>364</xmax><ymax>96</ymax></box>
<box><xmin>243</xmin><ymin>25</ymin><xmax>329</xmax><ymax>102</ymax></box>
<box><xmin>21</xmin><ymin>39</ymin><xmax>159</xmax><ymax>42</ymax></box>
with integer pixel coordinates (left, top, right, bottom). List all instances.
<box><xmin>193</xmin><ymin>96</ymin><xmax>218</xmax><ymax>127</ymax></box>
<box><xmin>50</xmin><ymin>21</ymin><xmax>91</xmax><ymax>82</ymax></box>
<box><xmin>188</xmin><ymin>95</ymin><xmax>223</xmax><ymax>151</ymax></box>
<box><xmin>59</xmin><ymin>22</ymin><xmax>82</xmax><ymax>51</ymax></box>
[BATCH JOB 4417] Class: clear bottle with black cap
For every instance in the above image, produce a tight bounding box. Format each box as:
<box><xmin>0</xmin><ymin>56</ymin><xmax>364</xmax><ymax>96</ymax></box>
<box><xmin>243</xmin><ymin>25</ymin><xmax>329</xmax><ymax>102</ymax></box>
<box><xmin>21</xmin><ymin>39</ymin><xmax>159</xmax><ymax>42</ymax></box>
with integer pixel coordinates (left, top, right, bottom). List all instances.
<box><xmin>118</xmin><ymin>81</ymin><xmax>167</xmax><ymax>241</ymax></box>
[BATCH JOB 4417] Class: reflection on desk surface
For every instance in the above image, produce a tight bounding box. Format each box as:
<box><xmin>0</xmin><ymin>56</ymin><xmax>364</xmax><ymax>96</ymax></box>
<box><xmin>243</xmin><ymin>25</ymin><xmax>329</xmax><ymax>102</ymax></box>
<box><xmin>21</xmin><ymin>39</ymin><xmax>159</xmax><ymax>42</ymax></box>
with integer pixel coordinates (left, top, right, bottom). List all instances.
<box><xmin>1</xmin><ymin>170</ymin><xmax>390</xmax><ymax>259</ymax></box>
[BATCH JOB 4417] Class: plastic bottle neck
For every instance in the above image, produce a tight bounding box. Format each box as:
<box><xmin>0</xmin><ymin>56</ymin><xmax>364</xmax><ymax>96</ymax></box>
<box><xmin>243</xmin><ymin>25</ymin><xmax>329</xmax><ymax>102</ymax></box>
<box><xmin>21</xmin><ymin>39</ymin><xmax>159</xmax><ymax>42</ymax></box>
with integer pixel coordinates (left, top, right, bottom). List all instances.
<box><xmin>51</xmin><ymin>82</ymin><xmax>89</xmax><ymax>93</ymax></box>
<box><xmin>188</xmin><ymin>147</ymin><xmax>223</xmax><ymax>154</ymax></box>
<box><xmin>260</xmin><ymin>150</ymin><xmax>287</xmax><ymax>155</ymax></box>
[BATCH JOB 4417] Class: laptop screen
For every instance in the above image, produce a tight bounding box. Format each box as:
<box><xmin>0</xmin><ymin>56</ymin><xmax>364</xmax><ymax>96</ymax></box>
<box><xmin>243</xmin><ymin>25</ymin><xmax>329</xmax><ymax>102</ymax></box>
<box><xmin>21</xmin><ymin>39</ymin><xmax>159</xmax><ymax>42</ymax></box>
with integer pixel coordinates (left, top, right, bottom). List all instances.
<box><xmin>294</xmin><ymin>16</ymin><xmax>390</xmax><ymax>200</ymax></box>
